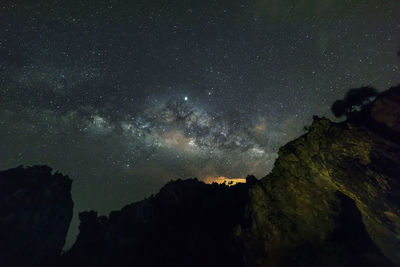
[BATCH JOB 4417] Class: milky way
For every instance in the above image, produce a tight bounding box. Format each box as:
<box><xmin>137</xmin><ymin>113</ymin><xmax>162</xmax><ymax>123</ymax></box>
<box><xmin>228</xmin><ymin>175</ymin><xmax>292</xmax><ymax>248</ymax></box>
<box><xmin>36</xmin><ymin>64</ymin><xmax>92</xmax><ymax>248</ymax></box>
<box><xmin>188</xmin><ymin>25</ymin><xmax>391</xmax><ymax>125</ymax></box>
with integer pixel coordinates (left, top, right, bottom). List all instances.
<box><xmin>1</xmin><ymin>0</ymin><xmax>400</xmax><ymax>246</ymax></box>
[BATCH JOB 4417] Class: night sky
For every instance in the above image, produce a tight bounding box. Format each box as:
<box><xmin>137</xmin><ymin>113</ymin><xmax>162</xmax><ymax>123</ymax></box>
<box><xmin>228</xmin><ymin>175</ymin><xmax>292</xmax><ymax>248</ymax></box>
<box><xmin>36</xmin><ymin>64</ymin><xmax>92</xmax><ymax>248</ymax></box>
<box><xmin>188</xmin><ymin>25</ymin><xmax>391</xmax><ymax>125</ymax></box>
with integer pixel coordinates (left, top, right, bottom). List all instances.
<box><xmin>1</xmin><ymin>0</ymin><xmax>400</xmax><ymax>247</ymax></box>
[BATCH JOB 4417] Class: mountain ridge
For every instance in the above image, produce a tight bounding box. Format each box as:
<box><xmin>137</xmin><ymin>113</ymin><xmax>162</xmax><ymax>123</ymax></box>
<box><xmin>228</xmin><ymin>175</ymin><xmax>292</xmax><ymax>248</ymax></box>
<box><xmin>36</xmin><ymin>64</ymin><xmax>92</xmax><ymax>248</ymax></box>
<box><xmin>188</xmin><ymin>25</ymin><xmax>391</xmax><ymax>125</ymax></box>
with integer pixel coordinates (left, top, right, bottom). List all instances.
<box><xmin>0</xmin><ymin>85</ymin><xmax>399</xmax><ymax>266</ymax></box>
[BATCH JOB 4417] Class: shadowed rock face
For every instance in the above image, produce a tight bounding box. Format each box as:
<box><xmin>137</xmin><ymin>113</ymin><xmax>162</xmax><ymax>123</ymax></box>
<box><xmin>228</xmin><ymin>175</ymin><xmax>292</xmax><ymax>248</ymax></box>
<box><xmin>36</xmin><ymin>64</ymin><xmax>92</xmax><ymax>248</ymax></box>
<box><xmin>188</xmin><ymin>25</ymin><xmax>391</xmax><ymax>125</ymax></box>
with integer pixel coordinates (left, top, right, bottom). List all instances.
<box><xmin>0</xmin><ymin>86</ymin><xmax>399</xmax><ymax>267</ymax></box>
<box><xmin>0</xmin><ymin>165</ymin><xmax>73</xmax><ymax>267</ymax></box>
<box><xmin>61</xmin><ymin>86</ymin><xmax>400</xmax><ymax>267</ymax></box>
<box><xmin>371</xmin><ymin>87</ymin><xmax>400</xmax><ymax>134</ymax></box>
<box><xmin>63</xmin><ymin>179</ymin><xmax>250</xmax><ymax>267</ymax></box>
<box><xmin>239</xmin><ymin>86</ymin><xmax>400</xmax><ymax>266</ymax></box>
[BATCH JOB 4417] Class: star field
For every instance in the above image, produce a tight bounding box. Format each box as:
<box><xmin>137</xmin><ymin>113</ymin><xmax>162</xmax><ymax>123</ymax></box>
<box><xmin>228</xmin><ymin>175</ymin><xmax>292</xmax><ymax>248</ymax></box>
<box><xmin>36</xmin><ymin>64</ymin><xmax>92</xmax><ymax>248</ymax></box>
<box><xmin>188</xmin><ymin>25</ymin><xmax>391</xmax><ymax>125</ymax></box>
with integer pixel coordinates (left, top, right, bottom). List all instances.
<box><xmin>0</xmin><ymin>0</ymin><xmax>400</xmax><ymax>247</ymax></box>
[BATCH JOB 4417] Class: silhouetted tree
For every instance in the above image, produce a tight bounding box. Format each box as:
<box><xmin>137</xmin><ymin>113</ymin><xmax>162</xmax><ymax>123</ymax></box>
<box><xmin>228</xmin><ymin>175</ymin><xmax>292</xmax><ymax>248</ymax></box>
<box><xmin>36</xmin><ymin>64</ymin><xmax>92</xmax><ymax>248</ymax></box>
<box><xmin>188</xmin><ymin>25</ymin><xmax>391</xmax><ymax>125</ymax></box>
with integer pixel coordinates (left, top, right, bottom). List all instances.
<box><xmin>246</xmin><ymin>175</ymin><xmax>257</xmax><ymax>186</ymax></box>
<box><xmin>331</xmin><ymin>86</ymin><xmax>378</xmax><ymax>118</ymax></box>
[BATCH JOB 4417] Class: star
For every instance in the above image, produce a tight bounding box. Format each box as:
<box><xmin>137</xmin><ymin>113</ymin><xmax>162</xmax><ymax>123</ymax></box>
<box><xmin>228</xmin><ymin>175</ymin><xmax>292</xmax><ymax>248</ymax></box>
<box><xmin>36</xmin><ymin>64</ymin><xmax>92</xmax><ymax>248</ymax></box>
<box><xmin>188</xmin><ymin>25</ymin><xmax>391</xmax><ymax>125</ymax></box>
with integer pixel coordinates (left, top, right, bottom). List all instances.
<box><xmin>0</xmin><ymin>0</ymin><xmax>399</xmax><ymax>250</ymax></box>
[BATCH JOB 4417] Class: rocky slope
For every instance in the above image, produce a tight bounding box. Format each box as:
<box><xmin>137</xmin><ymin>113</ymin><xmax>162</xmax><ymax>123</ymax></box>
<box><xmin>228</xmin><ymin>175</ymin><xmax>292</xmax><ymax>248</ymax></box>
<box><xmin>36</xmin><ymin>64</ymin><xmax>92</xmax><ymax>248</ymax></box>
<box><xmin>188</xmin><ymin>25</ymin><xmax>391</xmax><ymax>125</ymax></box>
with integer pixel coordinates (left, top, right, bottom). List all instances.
<box><xmin>239</xmin><ymin>86</ymin><xmax>400</xmax><ymax>266</ymax></box>
<box><xmin>0</xmin><ymin>165</ymin><xmax>73</xmax><ymax>266</ymax></box>
<box><xmin>62</xmin><ymin>86</ymin><xmax>400</xmax><ymax>267</ymax></box>
<box><xmin>63</xmin><ymin>178</ymin><xmax>251</xmax><ymax>267</ymax></box>
<box><xmin>0</xmin><ymin>86</ymin><xmax>399</xmax><ymax>267</ymax></box>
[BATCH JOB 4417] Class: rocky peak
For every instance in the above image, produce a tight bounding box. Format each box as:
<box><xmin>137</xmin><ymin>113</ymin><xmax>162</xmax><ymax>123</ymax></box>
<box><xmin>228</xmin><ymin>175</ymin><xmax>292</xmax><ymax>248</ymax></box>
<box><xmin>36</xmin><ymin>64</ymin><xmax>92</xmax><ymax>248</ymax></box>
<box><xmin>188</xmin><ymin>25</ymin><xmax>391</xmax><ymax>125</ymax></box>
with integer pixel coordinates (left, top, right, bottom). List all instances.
<box><xmin>64</xmin><ymin>179</ymin><xmax>250</xmax><ymax>266</ymax></box>
<box><xmin>1</xmin><ymin>86</ymin><xmax>399</xmax><ymax>267</ymax></box>
<box><xmin>239</xmin><ymin>87</ymin><xmax>400</xmax><ymax>266</ymax></box>
<box><xmin>0</xmin><ymin>165</ymin><xmax>73</xmax><ymax>266</ymax></box>
<box><xmin>370</xmin><ymin>86</ymin><xmax>400</xmax><ymax>134</ymax></box>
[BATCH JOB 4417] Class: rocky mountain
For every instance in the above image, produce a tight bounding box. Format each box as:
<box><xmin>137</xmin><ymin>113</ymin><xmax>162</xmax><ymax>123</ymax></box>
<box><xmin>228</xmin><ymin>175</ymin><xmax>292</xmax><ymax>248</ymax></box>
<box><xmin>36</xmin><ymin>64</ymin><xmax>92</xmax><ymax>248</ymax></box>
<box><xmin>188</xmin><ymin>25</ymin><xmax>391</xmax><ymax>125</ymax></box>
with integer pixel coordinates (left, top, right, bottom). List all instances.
<box><xmin>62</xmin><ymin>177</ymin><xmax>252</xmax><ymax>267</ymax></box>
<box><xmin>0</xmin><ymin>165</ymin><xmax>73</xmax><ymax>266</ymax></box>
<box><xmin>239</xmin><ymin>86</ymin><xmax>400</xmax><ymax>266</ymax></box>
<box><xmin>0</xmin><ymin>86</ymin><xmax>399</xmax><ymax>266</ymax></box>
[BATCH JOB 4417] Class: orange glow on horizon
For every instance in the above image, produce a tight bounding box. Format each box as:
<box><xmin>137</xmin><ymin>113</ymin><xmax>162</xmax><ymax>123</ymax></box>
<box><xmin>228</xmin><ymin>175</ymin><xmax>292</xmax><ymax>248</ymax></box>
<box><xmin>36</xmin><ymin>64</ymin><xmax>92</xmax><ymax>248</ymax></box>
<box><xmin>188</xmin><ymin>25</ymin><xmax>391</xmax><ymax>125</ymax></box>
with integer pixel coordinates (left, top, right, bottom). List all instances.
<box><xmin>202</xmin><ymin>176</ymin><xmax>246</xmax><ymax>186</ymax></box>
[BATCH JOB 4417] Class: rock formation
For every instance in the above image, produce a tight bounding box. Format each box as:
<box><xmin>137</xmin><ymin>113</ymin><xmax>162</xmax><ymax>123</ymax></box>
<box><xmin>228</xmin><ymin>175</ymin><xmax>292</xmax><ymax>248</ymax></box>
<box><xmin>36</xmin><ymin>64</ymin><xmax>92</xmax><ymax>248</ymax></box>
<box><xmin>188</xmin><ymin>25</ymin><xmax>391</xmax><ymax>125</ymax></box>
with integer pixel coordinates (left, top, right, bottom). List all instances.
<box><xmin>61</xmin><ymin>86</ymin><xmax>400</xmax><ymax>266</ymax></box>
<box><xmin>239</xmin><ymin>86</ymin><xmax>400</xmax><ymax>266</ymax></box>
<box><xmin>63</xmin><ymin>178</ymin><xmax>250</xmax><ymax>267</ymax></box>
<box><xmin>0</xmin><ymin>86</ymin><xmax>399</xmax><ymax>266</ymax></box>
<box><xmin>0</xmin><ymin>165</ymin><xmax>73</xmax><ymax>266</ymax></box>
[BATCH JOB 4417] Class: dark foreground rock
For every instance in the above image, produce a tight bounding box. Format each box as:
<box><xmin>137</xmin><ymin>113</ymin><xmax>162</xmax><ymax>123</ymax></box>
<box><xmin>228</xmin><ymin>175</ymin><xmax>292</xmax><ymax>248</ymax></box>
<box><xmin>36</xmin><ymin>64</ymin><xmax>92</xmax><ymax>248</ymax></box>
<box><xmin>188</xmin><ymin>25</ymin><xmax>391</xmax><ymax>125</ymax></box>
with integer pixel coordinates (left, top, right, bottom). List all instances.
<box><xmin>1</xmin><ymin>86</ymin><xmax>399</xmax><ymax>267</ymax></box>
<box><xmin>63</xmin><ymin>179</ymin><xmax>250</xmax><ymax>267</ymax></box>
<box><xmin>0</xmin><ymin>165</ymin><xmax>73</xmax><ymax>267</ymax></box>
<box><xmin>62</xmin><ymin>86</ymin><xmax>400</xmax><ymax>267</ymax></box>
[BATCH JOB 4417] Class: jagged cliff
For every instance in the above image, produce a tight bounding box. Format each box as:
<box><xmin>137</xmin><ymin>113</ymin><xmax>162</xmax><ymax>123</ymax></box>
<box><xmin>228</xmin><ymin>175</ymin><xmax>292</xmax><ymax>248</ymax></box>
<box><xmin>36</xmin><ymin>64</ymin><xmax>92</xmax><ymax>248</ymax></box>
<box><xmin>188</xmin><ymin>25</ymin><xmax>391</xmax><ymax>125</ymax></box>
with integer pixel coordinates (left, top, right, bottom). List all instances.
<box><xmin>63</xmin><ymin>178</ymin><xmax>251</xmax><ymax>267</ymax></box>
<box><xmin>0</xmin><ymin>165</ymin><xmax>73</xmax><ymax>266</ymax></box>
<box><xmin>0</xmin><ymin>86</ymin><xmax>399</xmax><ymax>267</ymax></box>
<box><xmin>63</xmin><ymin>86</ymin><xmax>400</xmax><ymax>267</ymax></box>
<box><xmin>239</xmin><ymin>86</ymin><xmax>400</xmax><ymax>266</ymax></box>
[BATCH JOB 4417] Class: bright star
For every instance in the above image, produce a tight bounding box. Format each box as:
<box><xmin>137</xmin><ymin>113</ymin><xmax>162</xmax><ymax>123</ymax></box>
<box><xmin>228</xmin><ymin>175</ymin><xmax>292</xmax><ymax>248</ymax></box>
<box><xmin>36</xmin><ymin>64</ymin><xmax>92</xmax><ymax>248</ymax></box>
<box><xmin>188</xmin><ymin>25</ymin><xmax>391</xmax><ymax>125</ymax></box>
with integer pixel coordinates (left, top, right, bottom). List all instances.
<box><xmin>184</xmin><ymin>96</ymin><xmax>188</xmax><ymax>101</ymax></box>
